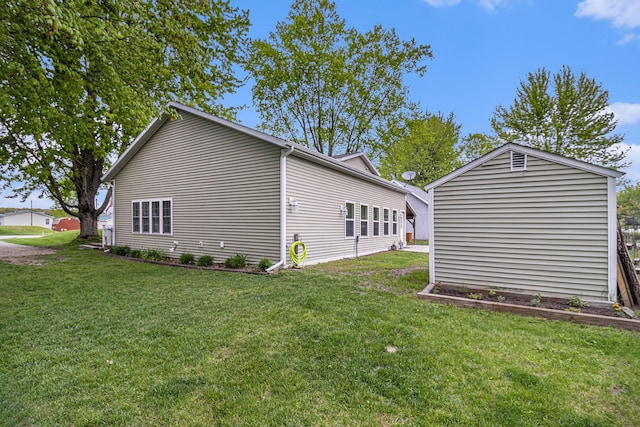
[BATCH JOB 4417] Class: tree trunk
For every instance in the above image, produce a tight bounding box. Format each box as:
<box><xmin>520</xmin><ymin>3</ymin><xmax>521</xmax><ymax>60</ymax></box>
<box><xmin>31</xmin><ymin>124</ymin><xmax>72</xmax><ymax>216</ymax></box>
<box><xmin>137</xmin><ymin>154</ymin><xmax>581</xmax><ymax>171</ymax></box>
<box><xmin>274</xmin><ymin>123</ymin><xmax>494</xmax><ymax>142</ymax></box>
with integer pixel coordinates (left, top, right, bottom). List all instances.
<box><xmin>78</xmin><ymin>207</ymin><xmax>99</xmax><ymax>239</ymax></box>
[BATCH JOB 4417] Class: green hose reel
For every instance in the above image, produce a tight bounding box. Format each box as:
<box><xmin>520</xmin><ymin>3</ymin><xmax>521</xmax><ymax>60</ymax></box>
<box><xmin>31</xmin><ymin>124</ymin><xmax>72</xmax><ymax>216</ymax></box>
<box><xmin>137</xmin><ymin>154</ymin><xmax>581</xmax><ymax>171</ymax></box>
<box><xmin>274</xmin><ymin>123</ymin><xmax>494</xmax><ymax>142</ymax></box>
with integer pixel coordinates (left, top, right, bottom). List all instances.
<box><xmin>289</xmin><ymin>241</ymin><xmax>307</xmax><ymax>267</ymax></box>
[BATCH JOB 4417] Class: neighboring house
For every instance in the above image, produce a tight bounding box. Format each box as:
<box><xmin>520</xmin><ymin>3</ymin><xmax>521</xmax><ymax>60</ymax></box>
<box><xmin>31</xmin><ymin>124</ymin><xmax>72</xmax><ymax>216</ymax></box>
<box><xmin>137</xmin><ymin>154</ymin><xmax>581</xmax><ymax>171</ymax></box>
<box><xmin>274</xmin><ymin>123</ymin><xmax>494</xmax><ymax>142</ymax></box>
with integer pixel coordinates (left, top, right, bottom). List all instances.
<box><xmin>0</xmin><ymin>210</ymin><xmax>54</xmax><ymax>229</ymax></box>
<box><xmin>425</xmin><ymin>143</ymin><xmax>623</xmax><ymax>303</ymax></box>
<box><xmin>392</xmin><ymin>180</ymin><xmax>430</xmax><ymax>242</ymax></box>
<box><xmin>102</xmin><ymin>102</ymin><xmax>408</xmax><ymax>268</ymax></box>
<box><xmin>52</xmin><ymin>217</ymin><xmax>80</xmax><ymax>232</ymax></box>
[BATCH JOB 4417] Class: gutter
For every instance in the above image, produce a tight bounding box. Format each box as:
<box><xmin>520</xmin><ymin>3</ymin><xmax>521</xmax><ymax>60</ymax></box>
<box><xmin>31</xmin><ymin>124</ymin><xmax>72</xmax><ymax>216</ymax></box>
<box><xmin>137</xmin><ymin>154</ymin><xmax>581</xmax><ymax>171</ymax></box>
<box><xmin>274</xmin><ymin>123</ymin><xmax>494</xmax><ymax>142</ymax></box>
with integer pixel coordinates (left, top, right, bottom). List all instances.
<box><xmin>267</xmin><ymin>145</ymin><xmax>295</xmax><ymax>273</ymax></box>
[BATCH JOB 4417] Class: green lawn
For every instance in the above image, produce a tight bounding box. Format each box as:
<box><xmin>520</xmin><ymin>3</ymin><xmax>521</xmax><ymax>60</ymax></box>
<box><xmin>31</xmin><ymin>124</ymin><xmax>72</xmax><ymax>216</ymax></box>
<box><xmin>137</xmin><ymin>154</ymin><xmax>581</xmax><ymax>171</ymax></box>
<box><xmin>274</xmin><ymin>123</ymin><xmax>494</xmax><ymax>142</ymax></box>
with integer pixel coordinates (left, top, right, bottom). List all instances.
<box><xmin>1</xmin><ymin>237</ymin><xmax>639</xmax><ymax>426</ymax></box>
<box><xmin>0</xmin><ymin>225</ymin><xmax>54</xmax><ymax>236</ymax></box>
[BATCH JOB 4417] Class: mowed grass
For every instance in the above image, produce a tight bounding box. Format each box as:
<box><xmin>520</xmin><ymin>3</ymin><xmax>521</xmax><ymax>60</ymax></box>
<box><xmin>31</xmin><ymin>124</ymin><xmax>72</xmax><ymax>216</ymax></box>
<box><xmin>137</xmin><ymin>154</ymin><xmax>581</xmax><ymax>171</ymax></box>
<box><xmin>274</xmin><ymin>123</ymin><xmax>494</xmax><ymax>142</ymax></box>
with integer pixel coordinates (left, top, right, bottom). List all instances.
<box><xmin>1</xmin><ymin>239</ymin><xmax>639</xmax><ymax>426</ymax></box>
<box><xmin>0</xmin><ymin>225</ymin><xmax>54</xmax><ymax>236</ymax></box>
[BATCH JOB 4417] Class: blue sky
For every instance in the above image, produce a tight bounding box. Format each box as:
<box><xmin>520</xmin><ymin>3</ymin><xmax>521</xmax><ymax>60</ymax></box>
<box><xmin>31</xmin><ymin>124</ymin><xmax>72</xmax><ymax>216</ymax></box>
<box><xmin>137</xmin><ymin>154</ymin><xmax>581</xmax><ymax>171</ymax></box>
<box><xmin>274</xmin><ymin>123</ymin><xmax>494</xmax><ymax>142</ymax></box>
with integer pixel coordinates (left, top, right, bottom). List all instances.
<box><xmin>3</xmin><ymin>0</ymin><xmax>640</xmax><ymax>209</ymax></box>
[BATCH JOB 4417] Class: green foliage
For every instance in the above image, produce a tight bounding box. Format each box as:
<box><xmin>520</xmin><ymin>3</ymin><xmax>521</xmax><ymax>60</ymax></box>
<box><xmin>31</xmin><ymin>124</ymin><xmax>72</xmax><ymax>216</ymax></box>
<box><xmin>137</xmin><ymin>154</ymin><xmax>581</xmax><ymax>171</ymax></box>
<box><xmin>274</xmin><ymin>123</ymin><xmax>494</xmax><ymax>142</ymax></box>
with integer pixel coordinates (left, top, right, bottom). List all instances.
<box><xmin>0</xmin><ymin>0</ymin><xmax>249</xmax><ymax>238</ymax></box>
<box><xmin>197</xmin><ymin>255</ymin><xmax>214</xmax><ymax>267</ymax></box>
<box><xmin>488</xmin><ymin>290</ymin><xmax>497</xmax><ymax>298</ymax></box>
<box><xmin>497</xmin><ymin>295</ymin><xmax>506</xmax><ymax>303</ymax></box>
<box><xmin>0</xmin><ymin>226</ymin><xmax>53</xmax><ymax>236</ymax></box>
<box><xmin>458</xmin><ymin>132</ymin><xmax>500</xmax><ymax>164</ymax></box>
<box><xmin>491</xmin><ymin>65</ymin><xmax>627</xmax><ymax>168</ymax></box>
<box><xmin>618</xmin><ymin>182</ymin><xmax>640</xmax><ymax>221</ymax></box>
<box><xmin>530</xmin><ymin>293</ymin><xmax>542</xmax><ymax>307</ymax></box>
<box><xmin>224</xmin><ymin>254</ymin><xmax>247</xmax><ymax>269</ymax></box>
<box><xmin>568</xmin><ymin>296</ymin><xmax>590</xmax><ymax>309</ymax></box>
<box><xmin>111</xmin><ymin>246</ymin><xmax>130</xmax><ymax>256</ymax></box>
<box><xmin>258</xmin><ymin>258</ymin><xmax>273</xmax><ymax>272</ymax></box>
<box><xmin>468</xmin><ymin>293</ymin><xmax>483</xmax><ymax>300</ymax></box>
<box><xmin>245</xmin><ymin>0</ymin><xmax>432</xmax><ymax>156</ymax></box>
<box><xmin>129</xmin><ymin>249</ymin><xmax>142</xmax><ymax>259</ymax></box>
<box><xmin>141</xmin><ymin>249</ymin><xmax>164</xmax><ymax>261</ymax></box>
<box><xmin>379</xmin><ymin>112</ymin><xmax>462</xmax><ymax>187</ymax></box>
<box><xmin>179</xmin><ymin>253</ymin><xmax>195</xmax><ymax>265</ymax></box>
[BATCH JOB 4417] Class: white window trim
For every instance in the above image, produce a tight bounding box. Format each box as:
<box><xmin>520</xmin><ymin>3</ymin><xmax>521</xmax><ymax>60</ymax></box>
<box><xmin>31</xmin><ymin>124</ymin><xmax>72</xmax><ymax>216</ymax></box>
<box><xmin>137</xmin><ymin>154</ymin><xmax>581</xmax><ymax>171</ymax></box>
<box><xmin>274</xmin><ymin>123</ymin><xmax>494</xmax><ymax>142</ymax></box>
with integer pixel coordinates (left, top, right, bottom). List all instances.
<box><xmin>345</xmin><ymin>200</ymin><xmax>355</xmax><ymax>240</ymax></box>
<box><xmin>392</xmin><ymin>209</ymin><xmax>398</xmax><ymax>236</ymax></box>
<box><xmin>383</xmin><ymin>207</ymin><xmax>390</xmax><ymax>237</ymax></box>
<box><xmin>132</xmin><ymin>198</ymin><xmax>173</xmax><ymax>235</ymax></box>
<box><xmin>359</xmin><ymin>203</ymin><xmax>369</xmax><ymax>238</ymax></box>
<box><xmin>372</xmin><ymin>205</ymin><xmax>380</xmax><ymax>237</ymax></box>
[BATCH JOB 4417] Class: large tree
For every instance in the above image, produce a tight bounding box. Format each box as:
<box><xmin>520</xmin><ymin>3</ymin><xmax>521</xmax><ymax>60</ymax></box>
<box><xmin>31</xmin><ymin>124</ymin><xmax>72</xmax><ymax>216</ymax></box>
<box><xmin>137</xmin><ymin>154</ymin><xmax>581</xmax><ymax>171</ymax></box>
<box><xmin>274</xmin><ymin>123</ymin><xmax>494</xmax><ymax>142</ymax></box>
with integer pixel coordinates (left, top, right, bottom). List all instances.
<box><xmin>457</xmin><ymin>132</ymin><xmax>500</xmax><ymax>165</ymax></box>
<box><xmin>379</xmin><ymin>112</ymin><xmax>462</xmax><ymax>188</ymax></box>
<box><xmin>491</xmin><ymin>65</ymin><xmax>627</xmax><ymax>168</ymax></box>
<box><xmin>618</xmin><ymin>182</ymin><xmax>640</xmax><ymax>222</ymax></box>
<box><xmin>0</xmin><ymin>0</ymin><xmax>249</xmax><ymax>238</ymax></box>
<box><xmin>245</xmin><ymin>0</ymin><xmax>432</xmax><ymax>157</ymax></box>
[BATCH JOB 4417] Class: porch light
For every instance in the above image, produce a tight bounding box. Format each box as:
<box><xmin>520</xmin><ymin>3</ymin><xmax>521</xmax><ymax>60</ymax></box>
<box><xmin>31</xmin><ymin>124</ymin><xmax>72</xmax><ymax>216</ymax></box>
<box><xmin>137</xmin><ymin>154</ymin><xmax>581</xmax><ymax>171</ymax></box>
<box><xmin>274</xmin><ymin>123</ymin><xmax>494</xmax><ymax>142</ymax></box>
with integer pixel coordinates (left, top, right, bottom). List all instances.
<box><xmin>288</xmin><ymin>197</ymin><xmax>299</xmax><ymax>212</ymax></box>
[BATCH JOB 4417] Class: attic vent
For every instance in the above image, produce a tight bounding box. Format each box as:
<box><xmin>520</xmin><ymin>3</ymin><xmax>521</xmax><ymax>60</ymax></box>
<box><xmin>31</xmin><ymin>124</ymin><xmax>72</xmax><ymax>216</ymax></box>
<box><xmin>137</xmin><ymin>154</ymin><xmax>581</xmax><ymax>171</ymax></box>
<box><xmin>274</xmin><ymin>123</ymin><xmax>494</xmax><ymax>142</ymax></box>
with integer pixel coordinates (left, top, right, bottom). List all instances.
<box><xmin>511</xmin><ymin>151</ymin><xmax>527</xmax><ymax>171</ymax></box>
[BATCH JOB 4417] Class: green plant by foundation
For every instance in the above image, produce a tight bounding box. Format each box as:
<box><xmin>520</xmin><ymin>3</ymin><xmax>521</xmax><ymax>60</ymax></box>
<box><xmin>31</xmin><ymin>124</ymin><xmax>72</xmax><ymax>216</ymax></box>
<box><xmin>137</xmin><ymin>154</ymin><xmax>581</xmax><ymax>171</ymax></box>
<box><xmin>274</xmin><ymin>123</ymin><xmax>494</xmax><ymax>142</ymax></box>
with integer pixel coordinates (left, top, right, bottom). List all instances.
<box><xmin>179</xmin><ymin>253</ymin><xmax>195</xmax><ymax>265</ymax></box>
<box><xmin>197</xmin><ymin>255</ymin><xmax>214</xmax><ymax>267</ymax></box>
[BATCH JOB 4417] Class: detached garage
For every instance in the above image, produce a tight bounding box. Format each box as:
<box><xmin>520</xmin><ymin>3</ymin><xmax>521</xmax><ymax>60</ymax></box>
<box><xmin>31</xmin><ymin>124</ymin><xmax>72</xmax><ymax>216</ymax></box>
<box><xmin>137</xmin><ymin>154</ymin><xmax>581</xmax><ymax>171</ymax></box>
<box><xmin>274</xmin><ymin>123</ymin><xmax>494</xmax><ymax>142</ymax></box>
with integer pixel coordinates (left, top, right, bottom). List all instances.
<box><xmin>425</xmin><ymin>143</ymin><xmax>623</xmax><ymax>303</ymax></box>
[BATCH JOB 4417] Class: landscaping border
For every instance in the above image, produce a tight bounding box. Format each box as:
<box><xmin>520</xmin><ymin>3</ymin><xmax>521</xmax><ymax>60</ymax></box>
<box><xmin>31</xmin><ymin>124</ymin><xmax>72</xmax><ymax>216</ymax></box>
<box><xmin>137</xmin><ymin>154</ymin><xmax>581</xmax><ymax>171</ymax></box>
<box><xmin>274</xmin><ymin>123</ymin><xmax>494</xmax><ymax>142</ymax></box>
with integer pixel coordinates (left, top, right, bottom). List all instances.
<box><xmin>103</xmin><ymin>253</ymin><xmax>269</xmax><ymax>275</ymax></box>
<box><xmin>417</xmin><ymin>285</ymin><xmax>640</xmax><ymax>332</ymax></box>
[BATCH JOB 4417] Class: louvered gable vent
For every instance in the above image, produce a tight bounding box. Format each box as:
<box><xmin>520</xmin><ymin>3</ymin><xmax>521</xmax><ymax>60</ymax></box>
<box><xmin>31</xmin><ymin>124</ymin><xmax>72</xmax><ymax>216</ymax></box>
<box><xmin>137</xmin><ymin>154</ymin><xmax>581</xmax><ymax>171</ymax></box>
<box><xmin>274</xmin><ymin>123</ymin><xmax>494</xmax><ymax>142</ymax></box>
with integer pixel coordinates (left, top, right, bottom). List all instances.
<box><xmin>510</xmin><ymin>151</ymin><xmax>527</xmax><ymax>171</ymax></box>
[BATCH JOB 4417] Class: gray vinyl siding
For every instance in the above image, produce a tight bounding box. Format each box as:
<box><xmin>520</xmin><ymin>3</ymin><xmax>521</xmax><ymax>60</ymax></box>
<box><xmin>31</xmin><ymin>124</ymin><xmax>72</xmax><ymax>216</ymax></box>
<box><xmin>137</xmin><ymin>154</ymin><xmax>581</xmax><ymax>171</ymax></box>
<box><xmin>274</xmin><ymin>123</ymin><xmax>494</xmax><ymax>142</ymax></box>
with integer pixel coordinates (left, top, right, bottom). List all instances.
<box><xmin>113</xmin><ymin>112</ymin><xmax>281</xmax><ymax>264</ymax></box>
<box><xmin>286</xmin><ymin>155</ymin><xmax>405</xmax><ymax>265</ymax></box>
<box><xmin>433</xmin><ymin>151</ymin><xmax>610</xmax><ymax>301</ymax></box>
<box><xmin>340</xmin><ymin>157</ymin><xmax>374</xmax><ymax>174</ymax></box>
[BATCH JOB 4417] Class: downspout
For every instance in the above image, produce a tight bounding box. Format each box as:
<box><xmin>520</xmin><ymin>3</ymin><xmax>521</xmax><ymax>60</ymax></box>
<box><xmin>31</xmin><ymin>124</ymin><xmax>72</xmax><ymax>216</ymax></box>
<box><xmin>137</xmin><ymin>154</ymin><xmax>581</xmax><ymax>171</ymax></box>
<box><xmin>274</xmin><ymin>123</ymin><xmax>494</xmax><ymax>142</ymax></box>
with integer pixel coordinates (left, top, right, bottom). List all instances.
<box><xmin>427</xmin><ymin>188</ymin><xmax>435</xmax><ymax>284</ymax></box>
<box><xmin>267</xmin><ymin>145</ymin><xmax>295</xmax><ymax>273</ymax></box>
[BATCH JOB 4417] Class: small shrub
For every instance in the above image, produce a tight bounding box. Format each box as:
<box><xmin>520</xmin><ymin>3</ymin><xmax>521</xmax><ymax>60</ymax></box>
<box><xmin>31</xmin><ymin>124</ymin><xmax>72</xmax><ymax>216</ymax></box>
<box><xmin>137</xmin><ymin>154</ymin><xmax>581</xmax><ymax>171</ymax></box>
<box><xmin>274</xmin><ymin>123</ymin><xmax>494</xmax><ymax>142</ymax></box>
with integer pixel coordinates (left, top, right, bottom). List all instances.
<box><xmin>258</xmin><ymin>258</ymin><xmax>273</xmax><ymax>271</ymax></box>
<box><xmin>197</xmin><ymin>255</ymin><xmax>214</xmax><ymax>267</ymax></box>
<box><xmin>111</xmin><ymin>245</ymin><xmax>130</xmax><ymax>256</ymax></box>
<box><xmin>488</xmin><ymin>290</ymin><xmax>497</xmax><ymax>298</ymax></box>
<box><xmin>224</xmin><ymin>254</ymin><xmax>247</xmax><ymax>269</ymax></box>
<box><xmin>468</xmin><ymin>293</ymin><xmax>483</xmax><ymax>300</ymax></box>
<box><xmin>568</xmin><ymin>296</ymin><xmax>589</xmax><ymax>309</ymax></box>
<box><xmin>129</xmin><ymin>249</ymin><xmax>143</xmax><ymax>258</ymax></box>
<box><xmin>179</xmin><ymin>253</ymin><xmax>195</xmax><ymax>265</ymax></box>
<box><xmin>496</xmin><ymin>295</ymin><xmax>506</xmax><ymax>303</ymax></box>
<box><xmin>142</xmin><ymin>248</ymin><xmax>165</xmax><ymax>261</ymax></box>
<box><xmin>530</xmin><ymin>293</ymin><xmax>542</xmax><ymax>307</ymax></box>
<box><xmin>565</xmin><ymin>307</ymin><xmax>582</xmax><ymax>313</ymax></box>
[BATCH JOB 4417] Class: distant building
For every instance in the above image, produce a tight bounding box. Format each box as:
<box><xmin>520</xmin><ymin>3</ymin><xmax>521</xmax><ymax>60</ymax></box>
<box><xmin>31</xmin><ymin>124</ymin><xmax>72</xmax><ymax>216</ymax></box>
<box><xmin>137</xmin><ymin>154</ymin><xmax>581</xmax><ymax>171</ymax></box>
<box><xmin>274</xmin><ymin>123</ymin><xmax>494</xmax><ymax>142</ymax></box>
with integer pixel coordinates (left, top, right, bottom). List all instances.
<box><xmin>0</xmin><ymin>210</ymin><xmax>54</xmax><ymax>229</ymax></box>
<box><xmin>52</xmin><ymin>217</ymin><xmax>80</xmax><ymax>232</ymax></box>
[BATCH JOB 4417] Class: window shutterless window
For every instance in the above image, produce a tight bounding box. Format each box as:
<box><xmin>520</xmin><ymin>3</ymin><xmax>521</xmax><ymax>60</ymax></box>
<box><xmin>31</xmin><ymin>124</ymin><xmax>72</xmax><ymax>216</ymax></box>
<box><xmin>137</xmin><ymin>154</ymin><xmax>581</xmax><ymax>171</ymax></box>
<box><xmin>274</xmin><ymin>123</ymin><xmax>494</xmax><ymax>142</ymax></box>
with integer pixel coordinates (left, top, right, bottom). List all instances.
<box><xmin>383</xmin><ymin>208</ymin><xmax>390</xmax><ymax>236</ymax></box>
<box><xmin>345</xmin><ymin>201</ymin><xmax>355</xmax><ymax>238</ymax></box>
<box><xmin>360</xmin><ymin>204</ymin><xmax>369</xmax><ymax>237</ymax></box>
<box><xmin>373</xmin><ymin>206</ymin><xmax>380</xmax><ymax>237</ymax></box>
<box><xmin>132</xmin><ymin>198</ymin><xmax>172</xmax><ymax>234</ymax></box>
<box><xmin>392</xmin><ymin>209</ymin><xmax>398</xmax><ymax>236</ymax></box>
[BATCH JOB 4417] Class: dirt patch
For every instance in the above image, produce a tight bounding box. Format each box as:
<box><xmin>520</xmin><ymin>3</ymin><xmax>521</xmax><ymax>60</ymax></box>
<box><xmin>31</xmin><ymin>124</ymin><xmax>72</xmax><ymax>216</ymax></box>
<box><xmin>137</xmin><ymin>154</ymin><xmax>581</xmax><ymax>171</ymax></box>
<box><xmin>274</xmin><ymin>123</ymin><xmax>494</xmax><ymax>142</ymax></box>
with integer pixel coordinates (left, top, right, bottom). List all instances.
<box><xmin>0</xmin><ymin>240</ymin><xmax>57</xmax><ymax>265</ymax></box>
<box><xmin>433</xmin><ymin>284</ymin><xmax>624</xmax><ymax>318</ymax></box>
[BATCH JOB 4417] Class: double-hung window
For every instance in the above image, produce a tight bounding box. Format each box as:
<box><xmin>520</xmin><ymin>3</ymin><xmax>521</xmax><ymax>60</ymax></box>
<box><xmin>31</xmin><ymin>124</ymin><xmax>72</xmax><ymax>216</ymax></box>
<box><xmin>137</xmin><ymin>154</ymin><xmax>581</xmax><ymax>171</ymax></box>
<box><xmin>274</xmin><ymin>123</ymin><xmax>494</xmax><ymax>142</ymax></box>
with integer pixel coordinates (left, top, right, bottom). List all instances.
<box><xmin>345</xmin><ymin>202</ymin><xmax>355</xmax><ymax>238</ymax></box>
<box><xmin>132</xmin><ymin>198</ymin><xmax>172</xmax><ymax>234</ymax></box>
<box><xmin>383</xmin><ymin>208</ymin><xmax>390</xmax><ymax>236</ymax></box>
<box><xmin>360</xmin><ymin>204</ymin><xmax>369</xmax><ymax>237</ymax></box>
<box><xmin>373</xmin><ymin>206</ymin><xmax>380</xmax><ymax>237</ymax></box>
<box><xmin>392</xmin><ymin>209</ymin><xmax>398</xmax><ymax>236</ymax></box>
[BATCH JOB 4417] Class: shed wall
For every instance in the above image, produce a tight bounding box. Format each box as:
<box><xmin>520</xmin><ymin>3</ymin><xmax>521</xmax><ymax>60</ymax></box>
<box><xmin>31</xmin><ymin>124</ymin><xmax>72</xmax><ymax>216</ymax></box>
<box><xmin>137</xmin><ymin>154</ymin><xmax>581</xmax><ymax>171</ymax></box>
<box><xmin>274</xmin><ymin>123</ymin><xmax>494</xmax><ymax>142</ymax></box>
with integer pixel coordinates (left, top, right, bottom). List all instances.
<box><xmin>112</xmin><ymin>112</ymin><xmax>281</xmax><ymax>264</ymax></box>
<box><xmin>432</xmin><ymin>151</ymin><xmax>610</xmax><ymax>301</ymax></box>
<box><xmin>286</xmin><ymin>155</ymin><xmax>406</xmax><ymax>265</ymax></box>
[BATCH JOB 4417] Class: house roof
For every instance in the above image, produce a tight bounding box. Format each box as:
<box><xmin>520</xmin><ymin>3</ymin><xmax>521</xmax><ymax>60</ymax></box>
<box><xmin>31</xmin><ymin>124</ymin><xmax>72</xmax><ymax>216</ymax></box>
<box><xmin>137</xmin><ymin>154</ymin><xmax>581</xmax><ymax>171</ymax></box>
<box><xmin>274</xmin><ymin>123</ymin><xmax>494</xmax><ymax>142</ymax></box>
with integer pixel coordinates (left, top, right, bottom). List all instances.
<box><xmin>102</xmin><ymin>102</ymin><xmax>407</xmax><ymax>194</ymax></box>
<box><xmin>392</xmin><ymin>180</ymin><xmax>429</xmax><ymax>206</ymax></box>
<box><xmin>424</xmin><ymin>142</ymin><xmax>624</xmax><ymax>191</ymax></box>
<box><xmin>331</xmin><ymin>152</ymin><xmax>381</xmax><ymax>176</ymax></box>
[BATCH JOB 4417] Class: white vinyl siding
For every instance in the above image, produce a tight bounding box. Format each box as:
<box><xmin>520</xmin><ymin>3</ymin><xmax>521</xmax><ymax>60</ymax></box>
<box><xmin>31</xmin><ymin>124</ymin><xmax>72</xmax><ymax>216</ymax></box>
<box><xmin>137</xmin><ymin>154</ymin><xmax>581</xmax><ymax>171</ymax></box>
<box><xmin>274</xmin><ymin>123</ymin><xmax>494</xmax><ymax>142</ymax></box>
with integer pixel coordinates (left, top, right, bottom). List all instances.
<box><xmin>360</xmin><ymin>204</ymin><xmax>369</xmax><ymax>237</ymax></box>
<box><xmin>113</xmin><ymin>112</ymin><xmax>280</xmax><ymax>263</ymax></box>
<box><xmin>432</xmin><ymin>151</ymin><xmax>611</xmax><ymax>301</ymax></box>
<box><xmin>286</xmin><ymin>155</ymin><xmax>405</xmax><ymax>265</ymax></box>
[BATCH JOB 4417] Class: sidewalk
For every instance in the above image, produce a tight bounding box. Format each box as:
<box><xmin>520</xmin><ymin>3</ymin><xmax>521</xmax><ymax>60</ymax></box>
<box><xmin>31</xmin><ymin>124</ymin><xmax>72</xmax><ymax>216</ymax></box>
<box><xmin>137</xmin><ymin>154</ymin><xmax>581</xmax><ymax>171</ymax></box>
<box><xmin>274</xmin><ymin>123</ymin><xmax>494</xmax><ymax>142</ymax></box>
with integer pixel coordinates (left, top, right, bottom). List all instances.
<box><xmin>402</xmin><ymin>245</ymin><xmax>429</xmax><ymax>253</ymax></box>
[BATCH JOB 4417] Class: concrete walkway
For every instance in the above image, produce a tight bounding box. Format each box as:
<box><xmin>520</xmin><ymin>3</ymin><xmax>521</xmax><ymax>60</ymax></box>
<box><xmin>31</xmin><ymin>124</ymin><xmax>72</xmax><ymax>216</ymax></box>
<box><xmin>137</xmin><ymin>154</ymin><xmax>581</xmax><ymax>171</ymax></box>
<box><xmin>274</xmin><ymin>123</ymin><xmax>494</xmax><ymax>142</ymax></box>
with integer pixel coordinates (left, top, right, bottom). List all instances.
<box><xmin>402</xmin><ymin>245</ymin><xmax>429</xmax><ymax>253</ymax></box>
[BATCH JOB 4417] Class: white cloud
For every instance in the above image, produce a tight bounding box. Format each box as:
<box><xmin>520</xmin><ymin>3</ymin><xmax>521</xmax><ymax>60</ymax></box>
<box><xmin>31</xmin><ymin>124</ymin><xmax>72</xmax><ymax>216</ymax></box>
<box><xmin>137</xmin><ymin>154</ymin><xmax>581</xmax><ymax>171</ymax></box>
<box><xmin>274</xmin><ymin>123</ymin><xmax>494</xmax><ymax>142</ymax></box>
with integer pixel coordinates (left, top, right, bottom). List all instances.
<box><xmin>479</xmin><ymin>0</ymin><xmax>510</xmax><ymax>11</ymax></box>
<box><xmin>617</xmin><ymin>32</ymin><xmax>640</xmax><ymax>44</ymax></box>
<box><xmin>575</xmin><ymin>0</ymin><xmax>640</xmax><ymax>29</ymax></box>
<box><xmin>607</xmin><ymin>102</ymin><xmax>640</xmax><ymax>125</ymax></box>
<box><xmin>421</xmin><ymin>0</ymin><xmax>461</xmax><ymax>7</ymax></box>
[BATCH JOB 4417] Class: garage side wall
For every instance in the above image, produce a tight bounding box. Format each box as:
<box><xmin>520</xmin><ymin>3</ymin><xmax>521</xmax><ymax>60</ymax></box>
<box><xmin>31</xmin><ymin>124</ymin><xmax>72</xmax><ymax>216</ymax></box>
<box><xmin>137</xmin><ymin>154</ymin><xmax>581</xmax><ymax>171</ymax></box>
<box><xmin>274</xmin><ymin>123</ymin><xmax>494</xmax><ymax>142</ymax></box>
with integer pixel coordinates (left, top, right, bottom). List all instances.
<box><xmin>433</xmin><ymin>151</ymin><xmax>610</xmax><ymax>301</ymax></box>
<box><xmin>286</xmin><ymin>155</ymin><xmax>406</xmax><ymax>265</ymax></box>
<box><xmin>113</xmin><ymin>112</ymin><xmax>281</xmax><ymax>264</ymax></box>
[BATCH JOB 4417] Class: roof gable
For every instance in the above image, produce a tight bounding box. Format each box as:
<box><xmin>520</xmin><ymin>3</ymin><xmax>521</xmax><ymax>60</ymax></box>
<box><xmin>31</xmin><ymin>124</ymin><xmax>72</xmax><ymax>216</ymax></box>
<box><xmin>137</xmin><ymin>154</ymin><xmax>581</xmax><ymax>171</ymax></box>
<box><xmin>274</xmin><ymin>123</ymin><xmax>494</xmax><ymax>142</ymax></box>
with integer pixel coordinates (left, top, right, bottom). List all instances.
<box><xmin>103</xmin><ymin>103</ymin><xmax>407</xmax><ymax>194</ymax></box>
<box><xmin>424</xmin><ymin>143</ymin><xmax>624</xmax><ymax>191</ymax></box>
<box><xmin>332</xmin><ymin>152</ymin><xmax>381</xmax><ymax>176</ymax></box>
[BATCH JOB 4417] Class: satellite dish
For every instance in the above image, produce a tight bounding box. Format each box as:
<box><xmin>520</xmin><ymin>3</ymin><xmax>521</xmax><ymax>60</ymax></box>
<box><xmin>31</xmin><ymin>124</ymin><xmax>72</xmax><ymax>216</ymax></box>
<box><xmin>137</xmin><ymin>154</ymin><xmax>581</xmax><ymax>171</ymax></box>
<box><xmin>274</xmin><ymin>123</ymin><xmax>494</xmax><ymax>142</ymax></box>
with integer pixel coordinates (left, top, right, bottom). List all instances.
<box><xmin>401</xmin><ymin>171</ymin><xmax>416</xmax><ymax>181</ymax></box>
